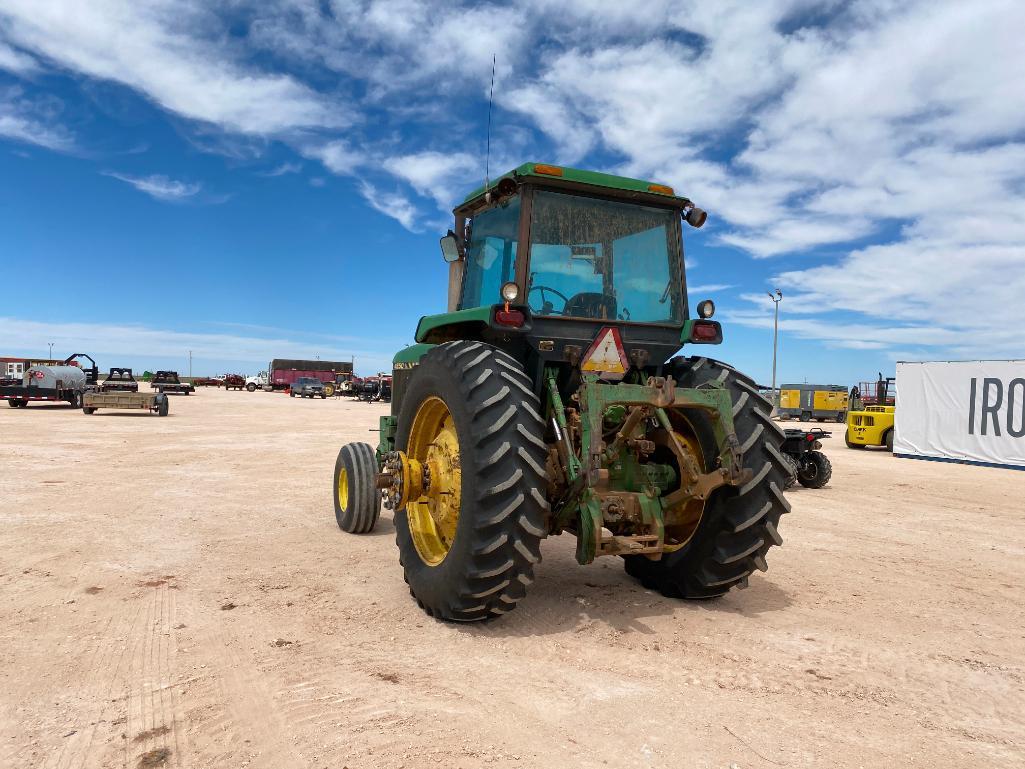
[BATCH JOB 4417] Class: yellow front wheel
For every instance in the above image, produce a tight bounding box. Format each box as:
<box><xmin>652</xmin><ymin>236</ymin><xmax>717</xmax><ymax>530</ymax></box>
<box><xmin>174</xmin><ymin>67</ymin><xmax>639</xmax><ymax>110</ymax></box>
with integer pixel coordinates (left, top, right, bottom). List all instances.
<box><xmin>333</xmin><ymin>442</ymin><xmax>380</xmax><ymax>533</ymax></box>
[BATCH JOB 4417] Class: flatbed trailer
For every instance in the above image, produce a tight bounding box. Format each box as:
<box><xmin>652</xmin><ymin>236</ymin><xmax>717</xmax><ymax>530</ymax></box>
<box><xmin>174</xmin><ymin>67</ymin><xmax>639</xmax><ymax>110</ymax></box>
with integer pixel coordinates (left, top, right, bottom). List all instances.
<box><xmin>151</xmin><ymin>371</ymin><xmax>195</xmax><ymax>395</ymax></box>
<box><xmin>100</xmin><ymin>367</ymin><xmax>139</xmax><ymax>393</ymax></box>
<box><xmin>82</xmin><ymin>391</ymin><xmax>169</xmax><ymax>416</ymax></box>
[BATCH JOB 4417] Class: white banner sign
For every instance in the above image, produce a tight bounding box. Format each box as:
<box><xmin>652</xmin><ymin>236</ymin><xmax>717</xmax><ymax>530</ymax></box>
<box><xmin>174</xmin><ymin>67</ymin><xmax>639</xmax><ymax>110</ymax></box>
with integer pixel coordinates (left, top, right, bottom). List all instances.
<box><xmin>894</xmin><ymin>360</ymin><xmax>1025</xmax><ymax>469</ymax></box>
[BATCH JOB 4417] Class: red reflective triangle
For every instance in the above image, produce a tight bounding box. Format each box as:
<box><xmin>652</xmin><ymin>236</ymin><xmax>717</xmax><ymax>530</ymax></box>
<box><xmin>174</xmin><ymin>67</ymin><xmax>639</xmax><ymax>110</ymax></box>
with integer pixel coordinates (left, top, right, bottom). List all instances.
<box><xmin>580</xmin><ymin>327</ymin><xmax>629</xmax><ymax>378</ymax></box>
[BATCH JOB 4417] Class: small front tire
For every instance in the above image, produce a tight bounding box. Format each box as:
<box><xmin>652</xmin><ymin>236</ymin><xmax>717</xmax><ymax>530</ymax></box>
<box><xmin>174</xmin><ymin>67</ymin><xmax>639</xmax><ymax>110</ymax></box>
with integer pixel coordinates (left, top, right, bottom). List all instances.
<box><xmin>334</xmin><ymin>442</ymin><xmax>381</xmax><ymax>533</ymax></box>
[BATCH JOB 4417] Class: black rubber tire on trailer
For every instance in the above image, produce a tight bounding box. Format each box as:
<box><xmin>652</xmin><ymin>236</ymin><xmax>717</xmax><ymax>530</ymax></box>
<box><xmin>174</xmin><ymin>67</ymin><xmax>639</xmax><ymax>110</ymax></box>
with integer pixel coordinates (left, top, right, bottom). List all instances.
<box><xmin>7</xmin><ymin>400</ymin><xmax>20</xmax><ymax>408</ymax></box>
<box><xmin>157</xmin><ymin>395</ymin><xmax>169</xmax><ymax>417</ymax></box>
<box><xmin>333</xmin><ymin>442</ymin><xmax>381</xmax><ymax>533</ymax></box>
<box><xmin>836</xmin><ymin>411</ymin><xmax>846</xmax><ymax>423</ymax></box>
<box><xmin>68</xmin><ymin>392</ymin><xmax>81</xmax><ymax>408</ymax></box>
<box><xmin>885</xmin><ymin>429</ymin><xmax>894</xmax><ymax>452</ymax></box>
<box><xmin>799</xmin><ymin>411</ymin><xmax>811</xmax><ymax>422</ymax></box>
<box><xmin>844</xmin><ymin>429</ymin><xmax>863</xmax><ymax>449</ymax></box>
<box><xmin>83</xmin><ymin>407</ymin><xmax>96</xmax><ymax>415</ymax></box>
<box><xmin>394</xmin><ymin>341</ymin><xmax>548</xmax><ymax>622</ymax></box>
<box><xmin>797</xmin><ymin>451</ymin><xmax>832</xmax><ymax>488</ymax></box>
<box><xmin>623</xmin><ymin>357</ymin><xmax>792</xmax><ymax>598</ymax></box>
<box><xmin>290</xmin><ymin>391</ymin><xmax>295</xmax><ymax>397</ymax></box>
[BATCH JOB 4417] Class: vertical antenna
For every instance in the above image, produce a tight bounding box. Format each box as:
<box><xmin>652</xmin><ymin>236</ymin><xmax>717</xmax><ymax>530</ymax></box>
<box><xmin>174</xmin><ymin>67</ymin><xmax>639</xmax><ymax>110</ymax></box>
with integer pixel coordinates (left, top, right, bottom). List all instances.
<box><xmin>484</xmin><ymin>54</ymin><xmax>496</xmax><ymax>199</ymax></box>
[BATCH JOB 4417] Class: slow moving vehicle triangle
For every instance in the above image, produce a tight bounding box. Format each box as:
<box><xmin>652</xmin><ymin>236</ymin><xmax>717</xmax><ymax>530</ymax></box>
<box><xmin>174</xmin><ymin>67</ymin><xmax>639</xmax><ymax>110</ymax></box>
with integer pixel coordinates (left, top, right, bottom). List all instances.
<box><xmin>580</xmin><ymin>327</ymin><xmax>629</xmax><ymax>379</ymax></box>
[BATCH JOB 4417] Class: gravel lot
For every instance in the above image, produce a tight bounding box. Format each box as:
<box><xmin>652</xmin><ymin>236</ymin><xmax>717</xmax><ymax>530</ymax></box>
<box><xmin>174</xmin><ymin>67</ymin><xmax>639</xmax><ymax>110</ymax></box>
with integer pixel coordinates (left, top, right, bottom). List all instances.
<box><xmin>1</xmin><ymin>385</ymin><xmax>1023</xmax><ymax>768</ymax></box>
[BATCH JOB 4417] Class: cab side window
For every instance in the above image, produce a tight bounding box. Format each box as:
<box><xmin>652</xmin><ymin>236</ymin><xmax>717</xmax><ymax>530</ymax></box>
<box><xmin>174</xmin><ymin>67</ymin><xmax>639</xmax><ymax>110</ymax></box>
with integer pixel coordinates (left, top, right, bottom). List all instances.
<box><xmin>459</xmin><ymin>197</ymin><xmax>520</xmax><ymax>310</ymax></box>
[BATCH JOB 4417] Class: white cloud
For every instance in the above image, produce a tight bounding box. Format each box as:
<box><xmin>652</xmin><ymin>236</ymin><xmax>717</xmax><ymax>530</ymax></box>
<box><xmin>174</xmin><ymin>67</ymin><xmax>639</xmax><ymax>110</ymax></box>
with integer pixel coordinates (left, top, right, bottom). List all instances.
<box><xmin>688</xmin><ymin>284</ymin><xmax>735</xmax><ymax>294</ymax></box>
<box><xmin>262</xmin><ymin>161</ymin><xmax>303</xmax><ymax>177</ymax></box>
<box><xmin>103</xmin><ymin>171</ymin><xmax>201</xmax><ymax>201</ymax></box>
<box><xmin>381</xmin><ymin>150</ymin><xmax>479</xmax><ymax>208</ymax></box>
<box><xmin>0</xmin><ymin>0</ymin><xmax>345</xmax><ymax>135</ymax></box>
<box><xmin>0</xmin><ymin>86</ymin><xmax>74</xmax><ymax>151</ymax></box>
<box><xmin>0</xmin><ymin>41</ymin><xmax>36</xmax><ymax>73</ymax></box>
<box><xmin>358</xmin><ymin>181</ymin><xmax>420</xmax><ymax>231</ymax></box>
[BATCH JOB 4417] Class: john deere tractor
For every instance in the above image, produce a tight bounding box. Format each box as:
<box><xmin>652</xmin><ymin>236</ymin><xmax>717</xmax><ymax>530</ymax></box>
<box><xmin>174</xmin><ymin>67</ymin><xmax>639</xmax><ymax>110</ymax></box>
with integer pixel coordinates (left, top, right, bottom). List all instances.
<box><xmin>333</xmin><ymin>163</ymin><xmax>791</xmax><ymax>621</ymax></box>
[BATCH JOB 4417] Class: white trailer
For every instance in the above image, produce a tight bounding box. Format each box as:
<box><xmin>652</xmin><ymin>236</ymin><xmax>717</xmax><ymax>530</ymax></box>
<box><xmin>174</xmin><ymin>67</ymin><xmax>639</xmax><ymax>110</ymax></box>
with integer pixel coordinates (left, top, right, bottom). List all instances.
<box><xmin>894</xmin><ymin>360</ymin><xmax>1025</xmax><ymax>470</ymax></box>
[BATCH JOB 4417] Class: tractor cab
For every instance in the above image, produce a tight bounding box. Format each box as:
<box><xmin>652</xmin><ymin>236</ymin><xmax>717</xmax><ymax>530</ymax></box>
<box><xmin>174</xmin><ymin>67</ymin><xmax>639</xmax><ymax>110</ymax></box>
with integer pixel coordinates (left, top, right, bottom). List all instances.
<box><xmin>425</xmin><ymin>163</ymin><xmax>718</xmax><ymax>373</ymax></box>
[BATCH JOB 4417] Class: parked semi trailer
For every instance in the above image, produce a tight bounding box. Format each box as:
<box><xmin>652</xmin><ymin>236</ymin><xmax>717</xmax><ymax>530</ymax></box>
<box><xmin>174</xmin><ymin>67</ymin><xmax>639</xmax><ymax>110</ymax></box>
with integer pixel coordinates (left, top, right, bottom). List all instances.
<box><xmin>1</xmin><ymin>353</ymin><xmax>98</xmax><ymax>408</ymax></box>
<box><xmin>266</xmin><ymin>359</ymin><xmax>353</xmax><ymax>392</ymax></box>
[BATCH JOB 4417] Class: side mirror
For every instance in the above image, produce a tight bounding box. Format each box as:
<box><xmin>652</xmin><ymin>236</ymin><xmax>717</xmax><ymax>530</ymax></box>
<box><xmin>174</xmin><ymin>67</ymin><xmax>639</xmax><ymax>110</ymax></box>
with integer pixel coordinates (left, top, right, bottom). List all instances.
<box><xmin>440</xmin><ymin>231</ymin><xmax>461</xmax><ymax>263</ymax></box>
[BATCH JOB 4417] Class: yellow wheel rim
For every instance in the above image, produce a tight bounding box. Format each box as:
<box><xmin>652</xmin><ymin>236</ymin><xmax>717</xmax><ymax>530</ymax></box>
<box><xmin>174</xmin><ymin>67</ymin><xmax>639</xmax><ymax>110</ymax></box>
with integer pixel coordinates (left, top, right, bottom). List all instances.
<box><xmin>337</xmin><ymin>466</ymin><xmax>349</xmax><ymax>511</ymax></box>
<box><xmin>661</xmin><ymin>425</ymin><xmax>709</xmax><ymax>552</ymax></box>
<box><xmin>406</xmin><ymin>396</ymin><xmax>462</xmax><ymax>566</ymax></box>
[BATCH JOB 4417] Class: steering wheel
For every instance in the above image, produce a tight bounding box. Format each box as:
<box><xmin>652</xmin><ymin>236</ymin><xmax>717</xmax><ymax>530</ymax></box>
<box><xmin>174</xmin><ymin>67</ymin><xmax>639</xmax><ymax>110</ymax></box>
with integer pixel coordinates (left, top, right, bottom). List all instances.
<box><xmin>528</xmin><ymin>285</ymin><xmax>569</xmax><ymax>315</ymax></box>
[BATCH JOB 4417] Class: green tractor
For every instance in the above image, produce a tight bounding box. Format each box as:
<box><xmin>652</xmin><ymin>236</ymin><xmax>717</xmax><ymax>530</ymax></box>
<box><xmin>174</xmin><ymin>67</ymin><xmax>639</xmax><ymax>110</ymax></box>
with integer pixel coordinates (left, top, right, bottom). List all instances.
<box><xmin>333</xmin><ymin>163</ymin><xmax>791</xmax><ymax>621</ymax></box>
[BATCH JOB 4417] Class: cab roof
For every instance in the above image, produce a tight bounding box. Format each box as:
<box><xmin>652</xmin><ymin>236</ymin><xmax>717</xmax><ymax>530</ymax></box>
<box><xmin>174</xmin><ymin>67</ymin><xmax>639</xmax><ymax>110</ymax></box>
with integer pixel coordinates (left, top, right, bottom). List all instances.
<box><xmin>461</xmin><ymin>162</ymin><xmax>691</xmax><ymax>206</ymax></box>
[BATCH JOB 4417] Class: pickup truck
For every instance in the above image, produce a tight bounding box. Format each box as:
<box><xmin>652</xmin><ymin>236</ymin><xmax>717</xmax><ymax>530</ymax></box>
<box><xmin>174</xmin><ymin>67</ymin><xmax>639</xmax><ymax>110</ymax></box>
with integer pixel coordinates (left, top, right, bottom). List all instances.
<box><xmin>289</xmin><ymin>377</ymin><xmax>327</xmax><ymax>399</ymax></box>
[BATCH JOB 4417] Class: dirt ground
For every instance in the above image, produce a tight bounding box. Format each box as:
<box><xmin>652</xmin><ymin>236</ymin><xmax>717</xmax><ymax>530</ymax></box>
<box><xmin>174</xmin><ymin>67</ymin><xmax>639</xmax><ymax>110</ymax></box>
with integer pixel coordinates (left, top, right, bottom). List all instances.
<box><xmin>1</xmin><ymin>386</ymin><xmax>1023</xmax><ymax>769</ymax></box>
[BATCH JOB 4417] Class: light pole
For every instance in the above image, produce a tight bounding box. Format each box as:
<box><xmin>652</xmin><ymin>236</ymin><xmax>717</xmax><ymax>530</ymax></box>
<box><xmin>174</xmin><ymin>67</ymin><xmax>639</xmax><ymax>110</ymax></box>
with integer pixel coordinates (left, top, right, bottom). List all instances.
<box><xmin>48</xmin><ymin>342</ymin><xmax>54</xmax><ymax>360</ymax></box>
<box><xmin>768</xmin><ymin>289</ymin><xmax>783</xmax><ymax>412</ymax></box>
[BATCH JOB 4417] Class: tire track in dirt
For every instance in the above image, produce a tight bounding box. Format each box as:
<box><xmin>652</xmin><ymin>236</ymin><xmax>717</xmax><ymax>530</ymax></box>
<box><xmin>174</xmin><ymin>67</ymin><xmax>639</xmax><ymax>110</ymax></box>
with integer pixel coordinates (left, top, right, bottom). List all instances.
<box><xmin>120</xmin><ymin>580</ymin><xmax>183</xmax><ymax>769</ymax></box>
<box><xmin>41</xmin><ymin>596</ymin><xmax>144</xmax><ymax>769</ymax></box>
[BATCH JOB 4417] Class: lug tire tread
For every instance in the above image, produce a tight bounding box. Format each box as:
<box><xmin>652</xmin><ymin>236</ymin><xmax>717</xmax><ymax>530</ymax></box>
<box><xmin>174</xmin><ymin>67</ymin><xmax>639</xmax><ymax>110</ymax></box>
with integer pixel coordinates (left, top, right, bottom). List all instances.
<box><xmin>395</xmin><ymin>341</ymin><xmax>548</xmax><ymax>621</ymax></box>
<box><xmin>624</xmin><ymin>356</ymin><xmax>792</xmax><ymax>598</ymax></box>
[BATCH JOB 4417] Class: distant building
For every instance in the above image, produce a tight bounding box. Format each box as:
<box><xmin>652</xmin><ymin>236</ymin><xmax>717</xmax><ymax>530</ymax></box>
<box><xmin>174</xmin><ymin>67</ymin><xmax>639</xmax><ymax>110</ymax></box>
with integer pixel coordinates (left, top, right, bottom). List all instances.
<box><xmin>0</xmin><ymin>356</ymin><xmax>62</xmax><ymax>380</ymax></box>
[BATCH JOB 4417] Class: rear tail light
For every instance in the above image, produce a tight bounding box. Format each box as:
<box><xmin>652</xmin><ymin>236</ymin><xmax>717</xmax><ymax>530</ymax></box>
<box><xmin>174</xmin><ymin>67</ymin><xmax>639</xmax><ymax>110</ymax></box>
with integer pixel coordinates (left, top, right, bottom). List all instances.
<box><xmin>689</xmin><ymin>320</ymin><xmax>722</xmax><ymax>343</ymax></box>
<box><xmin>494</xmin><ymin>309</ymin><xmax>525</xmax><ymax>327</ymax></box>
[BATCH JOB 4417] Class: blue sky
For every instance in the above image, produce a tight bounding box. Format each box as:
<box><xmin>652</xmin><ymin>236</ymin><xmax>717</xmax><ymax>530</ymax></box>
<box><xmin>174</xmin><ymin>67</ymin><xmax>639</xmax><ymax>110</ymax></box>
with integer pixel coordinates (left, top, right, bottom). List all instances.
<box><xmin>2</xmin><ymin>0</ymin><xmax>1023</xmax><ymax>381</ymax></box>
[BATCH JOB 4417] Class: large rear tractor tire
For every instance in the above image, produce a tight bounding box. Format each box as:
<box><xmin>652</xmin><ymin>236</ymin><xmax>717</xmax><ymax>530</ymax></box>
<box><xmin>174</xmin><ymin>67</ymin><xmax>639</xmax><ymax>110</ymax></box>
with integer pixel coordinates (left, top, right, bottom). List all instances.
<box><xmin>797</xmin><ymin>451</ymin><xmax>832</xmax><ymax>488</ymax></box>
<box><xmin>333</xmin><ymin>442</ymin><xmax>381</xmax><ymax>533</ymax></box>
<box><xmin>624</xmin><ymin>357</ymin><xmax>792</xmax><ymax>598</ymax></box>
<box><xmin>394</xmin><ymin>341</ymin><xmax>548</xmax><ymax>621</ymax></box>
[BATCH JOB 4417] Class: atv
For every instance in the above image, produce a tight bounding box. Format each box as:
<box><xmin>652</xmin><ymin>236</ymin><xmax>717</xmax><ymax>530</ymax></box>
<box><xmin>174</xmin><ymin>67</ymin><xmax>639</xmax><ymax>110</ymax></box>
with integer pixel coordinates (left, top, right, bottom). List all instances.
<box><xmin>332</xmin><ymin>163</ymin><xmax>791</xmax><ymax>621</ymax></box>
<box><xmin>780</xmin><ymin>428</ymin><xmax>833</xmax><ymax>489</ymax></box>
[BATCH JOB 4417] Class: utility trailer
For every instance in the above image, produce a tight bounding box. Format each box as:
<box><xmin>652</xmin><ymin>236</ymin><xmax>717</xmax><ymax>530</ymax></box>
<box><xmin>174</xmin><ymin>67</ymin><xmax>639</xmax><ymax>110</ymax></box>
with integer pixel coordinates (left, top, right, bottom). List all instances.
<box><xmin>100</xmin><ymin>367</ymin><xmax>139</xmax><ymax>393</ymax></box>
<box><xmin>83</xmin><ymin>391</ymin><xmax>169</xmax><ymax>416</ymax></box>
<box><xmin>151</xmin><ymin>371</ymin><xmax>195</xmax><ymax>395</ymax></box>
<box><xmin>2</xmin><ymin>353</ymin><xmax>98</xmax><ymax>408</ymax></box>
<box><xmin>223</xmin><ymin>374</ymin><xmax>246</xmax><ymax>391</ymax></box>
